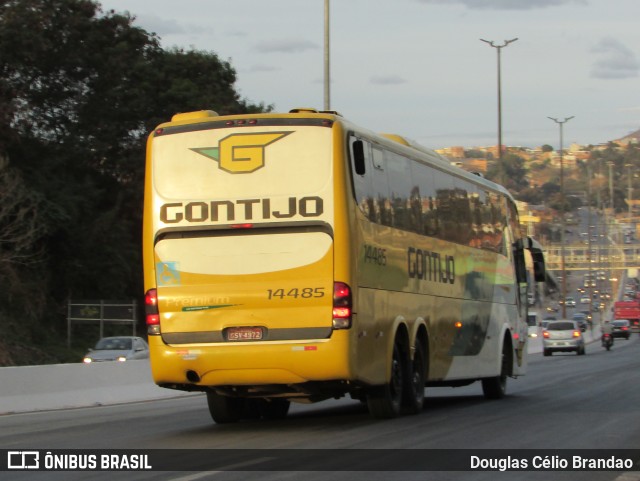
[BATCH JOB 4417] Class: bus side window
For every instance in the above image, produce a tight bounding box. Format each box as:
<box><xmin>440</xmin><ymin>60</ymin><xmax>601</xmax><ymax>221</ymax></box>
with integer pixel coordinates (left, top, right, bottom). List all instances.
<box><xmin>350</xmin><ymin>136</ymin><xmax>375</xmax><ymax>222</ymax></box>
<box><xmin>353</xmin><ymin>140</ymin><xmax>366</xmax><ymax>175</ymax></box>
<box><xmin>371</xmin><ymin>147</ymin><xmax>391</xmax><ymax>226</ymax></box>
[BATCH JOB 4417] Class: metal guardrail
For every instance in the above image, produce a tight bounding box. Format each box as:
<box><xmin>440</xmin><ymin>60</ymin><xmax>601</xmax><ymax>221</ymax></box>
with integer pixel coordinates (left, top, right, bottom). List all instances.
<box><xmin>66</xmin><ymin>300</ymin><xmax>138</xmax><ymax>347</ymax></box>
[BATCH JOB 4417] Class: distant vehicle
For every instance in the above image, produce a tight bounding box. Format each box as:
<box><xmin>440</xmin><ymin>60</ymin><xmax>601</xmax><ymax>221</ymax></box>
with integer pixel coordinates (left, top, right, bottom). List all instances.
<box><xmin>580</xmin><ymin>296</ymin><xmax>591</xmax><ymax>305</ymax></box>
<box><xmin>83</xmin><ymin>336</ymin><xmax>150</xmax><ymax>363</ymax></box>
<box><xmin>611</xmin><ymin>320</ymin><xmax>631</xmax><ymax>340</ymax></box>
<box><xmin>571</xmin><ymin>313</ymin><xmax>588</xmax><ymax>332</ymax></box>
<box><xmin>564</xmin><ymin>297</ymin><xmax>576</xmax><ymax>308</ymax></box>
<box><xmin>579</xmin><ymin>310</ymin><xmax>592</xmax><ymax>322</ymax></box>
<box><xmin>527</xmin><ymin>312</ymin><xmax>540</xmax><ymax>337</ymax></box>
<box><xmin>540</xmin><ymin>318</ymin><xmax>554</xmax><ymax>330</ymax></box>
<box><xmin>542</xmin><ymin>320</ymin><xmax>585</xmax><ymax>356</ymax></box>
<box><xmin>613</xmin><ymin>301</ymin><xmax>640</xmax><ymax>330</ymax></box>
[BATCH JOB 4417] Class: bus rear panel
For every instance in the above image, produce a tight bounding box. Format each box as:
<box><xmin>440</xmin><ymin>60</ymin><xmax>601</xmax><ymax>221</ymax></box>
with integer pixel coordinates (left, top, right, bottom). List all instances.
<box><xmin>144</xmin><ymin>112</ymin><xmax>354</xmax><ymax>399</ymax></box>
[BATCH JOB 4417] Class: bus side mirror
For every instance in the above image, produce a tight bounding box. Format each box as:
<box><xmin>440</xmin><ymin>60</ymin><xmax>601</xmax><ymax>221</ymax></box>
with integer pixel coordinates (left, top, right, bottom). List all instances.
<box><xmin>514</xmin><ymin>236</ymin><xmax>547</xmax><ymax>283</ymax></box>
<box><xmin>531</xmin><ymin>251</ymin><xmax>546</xmax><ymax>283</ymax></box>
<box><xmin>522</xmin><ymin>237</ymin><xmax>546</xmax><ymax>283</ymax></box>
<box><xmin>353</xmin><ymin>140</ymin><xmax>366</xmax><ymax>175</ymax></box>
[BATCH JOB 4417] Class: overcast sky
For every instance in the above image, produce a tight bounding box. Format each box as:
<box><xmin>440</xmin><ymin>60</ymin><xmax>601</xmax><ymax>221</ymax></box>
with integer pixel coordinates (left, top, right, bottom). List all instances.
<box><xmin>98</xmin><ymin>0</ymin><xmax>640</xmax><ymax>150</ymax></box>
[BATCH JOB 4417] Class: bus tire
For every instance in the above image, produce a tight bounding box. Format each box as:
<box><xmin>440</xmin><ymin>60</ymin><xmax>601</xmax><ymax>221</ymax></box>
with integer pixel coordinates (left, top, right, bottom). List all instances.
<box><xmin>481</xmin><ymin>342</ymin><xmax>509</xmax><ymax>400</ymax></box>
<box><xmin>366</xmin><ymin>342</ymin><xmax>404</xmax><ymax>419</ymax></box>
<box><xmin>206</xmin><ymin>392</ymin><xmax>243</xmax><ymax>424</ymax></box>
<box><xmin>402</xmin><ymin>340</ymin><xmax>425</xmax><ymax>415</ymax></box>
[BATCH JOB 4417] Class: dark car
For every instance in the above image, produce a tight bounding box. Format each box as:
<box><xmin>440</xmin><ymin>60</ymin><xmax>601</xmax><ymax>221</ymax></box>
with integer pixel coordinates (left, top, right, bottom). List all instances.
<box><xmin>83</xmin><ymin>336</ymin><xmax>150</xmax><ymax>363</ymax></box>
<box><xmin>610</xmin><ymin>319</ymin><xmax>631</xmax><ymax>340</ymax></box>
<box><xmin>543</xmin><ymin>320</ymin><xmax>586</xmax><ymax>356</ymax></box>
<box><xmin>571</xmin><ymin>313</ymin><xmax>588</xmax><ymax>332</ymax></box>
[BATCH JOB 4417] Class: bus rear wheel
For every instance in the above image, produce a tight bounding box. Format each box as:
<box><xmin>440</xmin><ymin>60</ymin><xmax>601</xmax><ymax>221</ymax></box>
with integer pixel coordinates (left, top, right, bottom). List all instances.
<box><xmin>402</xmin><ymin>340</ymin><xmax>425</xmax><ymax>414</ymax></box>
<box><xmin>206</xmin><ymin>392</ymin><xmax>244</xmax><ymax>424</ymax></box>
<box><xmin>481</xmin><ymin>343</ymin><xmax>509</xmax><ymax>400</ymax></box>
<box><xmin>366</xmin><ymin>342</ymin><xmax>404</xmax><ymax>419</ymax></box>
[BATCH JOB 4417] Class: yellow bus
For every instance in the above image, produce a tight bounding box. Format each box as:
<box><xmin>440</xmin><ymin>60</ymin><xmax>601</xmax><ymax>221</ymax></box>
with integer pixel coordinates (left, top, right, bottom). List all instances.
<box><xmin>143</xmin><ymin>108</ymin><xmax>546</xmax><ymax>422</ymax></box>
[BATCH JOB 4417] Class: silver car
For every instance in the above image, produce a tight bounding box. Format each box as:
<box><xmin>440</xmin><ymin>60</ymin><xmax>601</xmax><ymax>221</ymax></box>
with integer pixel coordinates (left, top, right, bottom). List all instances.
<box><xmin>83</xmin><ymin>336</ymin><xmax>150</xmax><ymax>363</ymax></box>
<box><xmin>542</xmin><ymin>320</ymin><xmax>585</xmax><ymax>356</ymax></box>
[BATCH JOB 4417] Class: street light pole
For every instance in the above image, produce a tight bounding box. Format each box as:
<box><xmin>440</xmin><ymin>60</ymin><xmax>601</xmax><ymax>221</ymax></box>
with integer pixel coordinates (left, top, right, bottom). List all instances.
<box><xmin>480</xmin><ymin>38</ymin><xmax>518</xmax><ymax>174</ymax></box>
<box><xmin>608</xmin><ymin>161</ymin><xmax>615</xmax><ymax>215</ymax></box>
<box><xmin>587</xmin><ymin>164</ymin><xmax>593</xmax><ymax>324</ymax></box>
<box><xmin>626</xmin><ymin>163</ymin><xmax>633</xmax><ymax>222</ymax></box>
<box><xmin>324</xmin><ymin>0</ymin><xmax>330</xmax><ymax>111</ymax></box>
<box><xmin>548</xmin><ymin>116</ymin><xmax>574</xmax><ymax>319</ymax></box>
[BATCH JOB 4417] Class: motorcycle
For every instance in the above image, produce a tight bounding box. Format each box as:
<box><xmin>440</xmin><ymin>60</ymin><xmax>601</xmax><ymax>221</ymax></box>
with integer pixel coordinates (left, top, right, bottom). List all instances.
<box><xmin>602</xmin><ymin>333</ymin><xmax>613</xmax><ymax>351</ymax></box>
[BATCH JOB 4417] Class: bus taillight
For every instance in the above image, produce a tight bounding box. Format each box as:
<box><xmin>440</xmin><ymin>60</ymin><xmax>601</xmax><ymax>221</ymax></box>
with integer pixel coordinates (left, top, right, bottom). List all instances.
<box><xmin>145</xmin><ymin>288</ymin><xmax>161</xmax><ymax>335</ymax></box>
<box><xmin>332</xmin><ymin>282</ymin><xmax>352</xmax><ymax>329</ymax></box>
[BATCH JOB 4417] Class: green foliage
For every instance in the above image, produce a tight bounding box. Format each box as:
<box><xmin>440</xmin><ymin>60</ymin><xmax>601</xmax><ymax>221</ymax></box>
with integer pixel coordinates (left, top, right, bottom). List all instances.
<box><xmin>588</xmin><ymin>144</ymin><xmax>640</xmax><ymax>212</ymax></box>
<box><xmin>464</xmin><ymin>149</ymin><xmax>491</xmax><ymax>159</ymax></box>
<box><xmin>0</xmin><ymin>0</ymin><xmax>270</xmax><ymax>363</ymax></box>
<box><xmin>484</xmin><ymin>153</ymin><xmax>529</xmax><ymax>192</ymax></box>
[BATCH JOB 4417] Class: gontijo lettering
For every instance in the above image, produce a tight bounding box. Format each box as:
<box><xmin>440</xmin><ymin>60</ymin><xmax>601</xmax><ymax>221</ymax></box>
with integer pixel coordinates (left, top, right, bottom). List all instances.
<box><xmin>407</xmin><ymin>246</ymin><xmax>455</xmax><ymax>284</ymax></box>
<box><xmin>159</xmin><ymin>196</ymin><xmax>324</xmax><ymax>224</ymax></box>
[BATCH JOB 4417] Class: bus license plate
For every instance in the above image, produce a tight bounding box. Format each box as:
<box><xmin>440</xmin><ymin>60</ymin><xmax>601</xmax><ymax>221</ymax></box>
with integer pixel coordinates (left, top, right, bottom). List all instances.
<box><xmin>227</xmin><ymin>327</ymin><xmax>263</xmax><ymax>341</ymax></box>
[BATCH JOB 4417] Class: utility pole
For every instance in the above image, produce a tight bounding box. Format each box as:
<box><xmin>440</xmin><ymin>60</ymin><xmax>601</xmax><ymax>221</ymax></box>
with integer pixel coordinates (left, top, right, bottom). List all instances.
<box><xmin>587</xmin><ymin>164</ymin><xmax>593</xmax><ymax>325</ymax></box>
<box><xmin>480</xmin><ymin>38</ymin><xmax>518</xmax><ymax>180</ymax></box>
<box><xmin>626</xmin><ymin>163</ymin><xmax>633</xmax><ymax>222</ymax></box>
<box><xmin>324</xmin><ymin>0</ymin><xmax>330</xmax><ymax>111</ymax></box>
<box><xmin>548</xmin><ymin>116</ymin><xmax>574</xmax><ymax>318</ymax></box>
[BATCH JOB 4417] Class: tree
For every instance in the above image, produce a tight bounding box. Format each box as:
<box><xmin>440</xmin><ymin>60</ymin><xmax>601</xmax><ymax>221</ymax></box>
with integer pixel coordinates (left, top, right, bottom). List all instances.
<box><xmin>485</xmin><ymin>153</ymin><xmax>529</xmax><ymax>194</ymax></box>
<box><xmin>0</xmin><ymin>0</ymin><xmax>270</xmax><ymax>361</ymax></box>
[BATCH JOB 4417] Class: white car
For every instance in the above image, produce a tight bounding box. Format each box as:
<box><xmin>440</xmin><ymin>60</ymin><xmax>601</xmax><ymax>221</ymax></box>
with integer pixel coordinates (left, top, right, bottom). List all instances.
<box><xmin>83</xmin><ymin>336</ymin><xmax>150</xmax><ymax>363</ymax></box>
<box><xmin>580</xmin><ymin>296</ymin><xmax>591</xmax><ymax>304</ymax></box>
<box><xmin>543</xmin><ymin>320</ymin><xmax>586</xmax><ymax>356</ymax></box>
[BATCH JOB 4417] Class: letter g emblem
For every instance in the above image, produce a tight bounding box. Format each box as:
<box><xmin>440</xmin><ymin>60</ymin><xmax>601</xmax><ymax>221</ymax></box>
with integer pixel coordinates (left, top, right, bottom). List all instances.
<box><xmin>191</xmin><ymin>131</ymin><xmax>292</xmax><ymax>174</ymax></box>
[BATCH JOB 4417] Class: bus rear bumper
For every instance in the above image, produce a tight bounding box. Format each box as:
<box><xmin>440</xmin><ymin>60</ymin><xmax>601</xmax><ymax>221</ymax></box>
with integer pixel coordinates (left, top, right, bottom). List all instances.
<box><xmin>148</xmin><ymin>331</ymin><xmax>352</xmax><ymax>391</ymax></box>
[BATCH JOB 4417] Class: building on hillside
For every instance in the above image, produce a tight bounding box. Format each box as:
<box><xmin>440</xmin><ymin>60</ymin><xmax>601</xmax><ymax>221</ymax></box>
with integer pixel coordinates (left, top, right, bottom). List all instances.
<box><xmin>549</xmin><ymin>151</ymin><xmax>577</xmax><ymax>169</ymax></box>
<box><xmin>568</xmin><ymin>143</ymin><xmax>591</xmax><ymax>161</ymax></box>
<box><xmin>615</xmin><ymin>128</ymin><xmax>640</xmax><ymax>147</ymax></box>
<box><xmin>436</xmin><ymin>146</ymin><xmax>465</xmax><ymax>158</ymax></box>
<box><xmin>451</xmin><ymin>158</ymin><xmax>488</xmax><ymax>174</ymax></box>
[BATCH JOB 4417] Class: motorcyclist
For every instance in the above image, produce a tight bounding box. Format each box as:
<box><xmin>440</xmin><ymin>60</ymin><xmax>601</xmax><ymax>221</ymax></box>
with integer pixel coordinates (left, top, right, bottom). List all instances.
<box><xmin>601</xmin><ymin>320</ymin><xmax>614</xmax><ymax>347</ymax></box>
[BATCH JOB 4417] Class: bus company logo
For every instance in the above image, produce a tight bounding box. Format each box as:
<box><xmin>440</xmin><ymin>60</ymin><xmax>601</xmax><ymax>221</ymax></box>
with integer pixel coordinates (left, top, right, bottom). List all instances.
<box><xmin>190</xmin><ymin>131</ymin><xmax>292</xmax><ymax>174</ymax></box>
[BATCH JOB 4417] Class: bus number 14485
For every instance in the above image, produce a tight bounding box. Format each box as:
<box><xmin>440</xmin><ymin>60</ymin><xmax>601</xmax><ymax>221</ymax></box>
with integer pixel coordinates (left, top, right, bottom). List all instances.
<box><xmin>267</xmin><ymin>287</ymin><xmax>326</xmax><ymax>300</ymax></box>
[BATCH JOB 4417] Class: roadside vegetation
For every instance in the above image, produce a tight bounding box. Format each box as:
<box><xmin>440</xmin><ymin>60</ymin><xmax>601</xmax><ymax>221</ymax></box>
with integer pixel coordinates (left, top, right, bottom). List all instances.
<box><xmin>0</xmin><ymin>0</ymin><xmax>270</xmax><ymax>365</ymax></box>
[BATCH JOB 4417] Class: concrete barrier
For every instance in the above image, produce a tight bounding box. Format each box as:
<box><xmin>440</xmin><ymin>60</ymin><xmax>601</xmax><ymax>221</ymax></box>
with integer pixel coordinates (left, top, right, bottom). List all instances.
<box><xmin>0</xmin><ymin>360</ymin><xmax>197</xmax><ymax>415</ymax></box>
<box><xmin>0</xmin><ymin>326</ymin><xmax>603</xmax><ymax>415</ymax></box>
